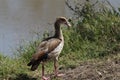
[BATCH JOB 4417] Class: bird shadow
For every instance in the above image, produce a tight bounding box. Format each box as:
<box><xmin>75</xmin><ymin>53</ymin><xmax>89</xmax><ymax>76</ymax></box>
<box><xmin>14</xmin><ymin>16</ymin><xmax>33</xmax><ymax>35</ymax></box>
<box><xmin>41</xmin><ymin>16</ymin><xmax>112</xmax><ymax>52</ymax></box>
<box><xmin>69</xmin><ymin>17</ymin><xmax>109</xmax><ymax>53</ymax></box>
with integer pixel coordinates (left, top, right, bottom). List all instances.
<box><xmin>10</xmin><ymin>73</ymin><xmax>37</xmax><ymax>80</ymax></box>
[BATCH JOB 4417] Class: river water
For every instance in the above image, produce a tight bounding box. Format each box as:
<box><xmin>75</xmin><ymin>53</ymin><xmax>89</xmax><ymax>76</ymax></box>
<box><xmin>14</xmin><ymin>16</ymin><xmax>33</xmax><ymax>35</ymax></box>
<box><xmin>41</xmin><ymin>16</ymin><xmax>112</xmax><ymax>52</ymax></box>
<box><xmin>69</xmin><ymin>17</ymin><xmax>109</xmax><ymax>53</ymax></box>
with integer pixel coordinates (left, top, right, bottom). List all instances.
<box><xmin>0</xmin><ymin>0</ymin><xmax>120</xmax><ymax>56</ymax></box>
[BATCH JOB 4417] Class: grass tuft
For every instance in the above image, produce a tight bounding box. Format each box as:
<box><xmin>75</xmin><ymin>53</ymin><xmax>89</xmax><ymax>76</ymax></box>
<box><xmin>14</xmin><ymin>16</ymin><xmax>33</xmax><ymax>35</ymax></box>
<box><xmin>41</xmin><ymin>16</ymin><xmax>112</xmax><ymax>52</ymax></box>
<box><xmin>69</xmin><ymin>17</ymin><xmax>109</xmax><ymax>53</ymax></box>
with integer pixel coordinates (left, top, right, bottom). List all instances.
<box><xmin>0</xmin><ymin>1</ymin><xmax>120</xmax><ymax>79</ymax></box>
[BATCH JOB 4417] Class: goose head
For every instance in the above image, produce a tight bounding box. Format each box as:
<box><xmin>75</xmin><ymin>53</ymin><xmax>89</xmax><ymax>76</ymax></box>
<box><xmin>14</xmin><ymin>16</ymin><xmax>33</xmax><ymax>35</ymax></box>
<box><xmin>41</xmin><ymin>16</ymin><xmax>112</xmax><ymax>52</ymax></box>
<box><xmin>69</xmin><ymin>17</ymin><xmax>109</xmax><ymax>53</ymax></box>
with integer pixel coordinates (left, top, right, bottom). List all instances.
<box><xmin>55</xmin><ymin>17</ymin><xmax>71</xmax><ymax>28</ymax></box>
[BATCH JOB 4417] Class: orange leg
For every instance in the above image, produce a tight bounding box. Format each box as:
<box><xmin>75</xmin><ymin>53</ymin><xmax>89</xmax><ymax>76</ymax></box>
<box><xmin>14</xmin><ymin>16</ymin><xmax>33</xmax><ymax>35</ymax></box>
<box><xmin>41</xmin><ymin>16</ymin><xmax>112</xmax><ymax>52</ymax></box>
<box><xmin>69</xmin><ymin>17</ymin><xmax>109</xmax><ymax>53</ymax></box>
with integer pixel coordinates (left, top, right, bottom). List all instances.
<box><xmin>54</xmin><ymin>60</ymin><xmax>65</xmax><ymax>77</ymax></box>
<box><xmin>41</xmin><ymin>62</ymin><xmax>50</xmax><ymax>80</ymax></box>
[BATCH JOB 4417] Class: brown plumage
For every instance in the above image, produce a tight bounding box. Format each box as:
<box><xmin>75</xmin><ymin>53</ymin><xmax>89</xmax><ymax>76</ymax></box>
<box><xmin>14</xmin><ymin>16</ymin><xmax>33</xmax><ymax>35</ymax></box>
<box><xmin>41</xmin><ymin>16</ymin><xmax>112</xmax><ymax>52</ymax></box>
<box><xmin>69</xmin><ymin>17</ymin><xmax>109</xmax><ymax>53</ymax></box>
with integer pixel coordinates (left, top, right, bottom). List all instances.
<box><xmin>27</xmin><ymin>38</ymin><xmax>61</xmax><ymax>70</ymax></box>
<box><xmin>27</xmin><ymin>17</ymin><xmax>71</xmax><ymax>80</ymax></box>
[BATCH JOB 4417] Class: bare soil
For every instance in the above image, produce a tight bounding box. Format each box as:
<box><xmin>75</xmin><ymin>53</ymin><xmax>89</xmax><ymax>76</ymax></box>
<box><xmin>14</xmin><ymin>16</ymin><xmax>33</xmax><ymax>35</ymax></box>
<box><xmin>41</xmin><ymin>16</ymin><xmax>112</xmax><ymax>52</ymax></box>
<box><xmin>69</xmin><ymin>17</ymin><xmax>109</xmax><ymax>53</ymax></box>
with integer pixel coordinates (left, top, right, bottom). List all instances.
<box><xmin>61</xmin><ymin>58</ymin><xmax>120</xmax><ymax>80</ymax></box>
<box><xmin>9</xmin><ymin>56</ymin><xmax>120</xmax><ymax>80</ymax></box>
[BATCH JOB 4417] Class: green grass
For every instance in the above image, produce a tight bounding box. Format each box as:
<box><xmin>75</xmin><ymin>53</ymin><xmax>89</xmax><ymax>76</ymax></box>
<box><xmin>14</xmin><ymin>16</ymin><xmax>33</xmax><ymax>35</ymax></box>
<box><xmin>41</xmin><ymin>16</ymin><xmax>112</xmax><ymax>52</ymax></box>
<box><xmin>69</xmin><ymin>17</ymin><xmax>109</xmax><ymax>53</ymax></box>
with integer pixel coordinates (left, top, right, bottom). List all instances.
<box><xmin>0</xmin><ymin>1</ymin><xmax>120</xmax><ymax>80</ymax></box>
<box><xmin>0</xmin><ymin>54</ymin><xmax>27</xmax><ymax>79</ymax></box>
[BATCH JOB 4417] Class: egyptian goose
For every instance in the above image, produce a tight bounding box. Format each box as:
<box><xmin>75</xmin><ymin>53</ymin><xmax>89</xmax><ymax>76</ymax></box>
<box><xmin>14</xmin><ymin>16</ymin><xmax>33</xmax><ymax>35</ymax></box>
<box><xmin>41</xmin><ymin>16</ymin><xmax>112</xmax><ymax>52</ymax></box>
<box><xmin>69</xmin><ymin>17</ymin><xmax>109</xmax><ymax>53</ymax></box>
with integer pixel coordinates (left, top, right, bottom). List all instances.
<box><xmin>27</xmin><ymin>17</ymin><xmax>71</xmax><ymax>80</ymax></box>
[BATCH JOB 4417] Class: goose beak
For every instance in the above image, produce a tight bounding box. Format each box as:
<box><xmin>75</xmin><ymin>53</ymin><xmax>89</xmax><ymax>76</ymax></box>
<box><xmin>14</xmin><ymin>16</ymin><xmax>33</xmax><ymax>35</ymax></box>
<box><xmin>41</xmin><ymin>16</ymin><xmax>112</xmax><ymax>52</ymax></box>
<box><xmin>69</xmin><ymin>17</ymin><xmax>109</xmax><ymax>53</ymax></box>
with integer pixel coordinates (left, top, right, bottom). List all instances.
<box><xmin>66</xmin><ymin>22</ymin><xmax>71</xmax><ymax>29</ymax></box>
<box><xmin>67</xmin><ymin>22</ymin><xmax>71</xmax><ymax>27</ymax></box>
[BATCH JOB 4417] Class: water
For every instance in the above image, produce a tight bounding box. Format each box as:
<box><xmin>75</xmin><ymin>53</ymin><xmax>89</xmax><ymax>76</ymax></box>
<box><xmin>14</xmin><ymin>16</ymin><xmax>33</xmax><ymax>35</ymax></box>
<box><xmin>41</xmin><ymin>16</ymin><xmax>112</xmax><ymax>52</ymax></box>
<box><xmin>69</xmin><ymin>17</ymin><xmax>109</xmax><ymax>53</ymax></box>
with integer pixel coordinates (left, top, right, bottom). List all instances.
<box><xmin>0</xmin><ymin>0</ymin><xmax>67</xmax><ymax>55</ymax></box>
<box><xmin>109</xmin><ymin>0</ymin><xmax>120</xmax><ymax>9</ymax></box>
<box><xmin>0</xmin><ymin>0</ymin><xmax>120</xmax><ymax>56</ymax></box>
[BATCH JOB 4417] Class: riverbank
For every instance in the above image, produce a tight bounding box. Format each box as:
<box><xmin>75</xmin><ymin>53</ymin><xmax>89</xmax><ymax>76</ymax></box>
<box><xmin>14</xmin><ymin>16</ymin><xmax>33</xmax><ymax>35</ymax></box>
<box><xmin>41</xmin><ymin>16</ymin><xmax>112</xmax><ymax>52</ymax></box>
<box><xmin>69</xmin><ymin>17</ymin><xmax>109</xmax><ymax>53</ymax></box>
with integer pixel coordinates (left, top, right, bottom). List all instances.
<box><xmin>0</xmin><ymin>53</ymin><xmax>119</xmax><ymax>80</ymax></box>
<box><xmin>0</xmin><ymin>1</ymin><xmax>120</xmax><ymax>80</ymax></box>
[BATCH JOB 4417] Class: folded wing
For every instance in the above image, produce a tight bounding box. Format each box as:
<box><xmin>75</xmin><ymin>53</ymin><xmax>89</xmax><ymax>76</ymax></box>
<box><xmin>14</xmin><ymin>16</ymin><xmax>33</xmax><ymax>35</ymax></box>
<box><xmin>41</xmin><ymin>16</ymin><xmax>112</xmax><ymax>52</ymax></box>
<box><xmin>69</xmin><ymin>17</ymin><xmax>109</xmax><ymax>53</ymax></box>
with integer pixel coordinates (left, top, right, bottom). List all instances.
<box><xmin>27</xmin><ymin>38</ymin><xmax>61</xmax><ymax>71</ymax></box>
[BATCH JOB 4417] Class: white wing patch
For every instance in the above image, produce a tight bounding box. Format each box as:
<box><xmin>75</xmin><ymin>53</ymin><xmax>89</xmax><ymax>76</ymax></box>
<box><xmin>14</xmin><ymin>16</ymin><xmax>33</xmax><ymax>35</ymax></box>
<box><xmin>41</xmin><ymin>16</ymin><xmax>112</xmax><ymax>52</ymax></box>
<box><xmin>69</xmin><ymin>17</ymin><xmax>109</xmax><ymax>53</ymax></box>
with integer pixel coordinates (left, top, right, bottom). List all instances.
<box><xmin>48</xmin><ymin>41</ymin><xmax>64</xmax><ymax>60</ymax></box>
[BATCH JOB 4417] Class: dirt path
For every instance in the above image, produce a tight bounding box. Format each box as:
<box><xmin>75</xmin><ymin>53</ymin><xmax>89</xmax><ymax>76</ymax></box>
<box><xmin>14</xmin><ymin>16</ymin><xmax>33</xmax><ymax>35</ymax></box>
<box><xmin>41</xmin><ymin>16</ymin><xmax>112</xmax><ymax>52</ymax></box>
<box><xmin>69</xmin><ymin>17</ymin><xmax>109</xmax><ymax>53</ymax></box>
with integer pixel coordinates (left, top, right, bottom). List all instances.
<box><xmin>61</xmin><ymin>58</ymin><xmax>120</xmax><ymax>80</ymax></box>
